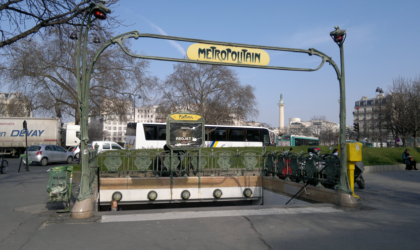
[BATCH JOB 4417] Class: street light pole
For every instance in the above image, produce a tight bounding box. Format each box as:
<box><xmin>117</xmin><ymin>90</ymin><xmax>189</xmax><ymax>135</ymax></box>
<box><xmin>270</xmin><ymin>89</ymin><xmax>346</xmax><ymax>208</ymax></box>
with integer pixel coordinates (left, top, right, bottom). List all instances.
<box><xmin>330</xmin><ymin>26</ymin><xmax>352</xmax><ymax>195</ymax></box>
<box><xmin>70</xmin><ymin>0</ymin><xmax>110</xmax><ymax>219</ymax></box>
<box><xmin>376</xmin><ymin>87</ymin><xmax>384</xmax><ymax>148</ymax></box>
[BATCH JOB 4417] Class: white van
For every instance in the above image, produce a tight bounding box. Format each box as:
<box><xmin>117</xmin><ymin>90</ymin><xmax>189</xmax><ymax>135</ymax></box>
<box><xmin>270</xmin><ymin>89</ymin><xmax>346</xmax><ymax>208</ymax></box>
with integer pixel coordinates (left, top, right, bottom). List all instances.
<box><xmin>91</xmin><ymin>141</ymin><xmax>123</xmax><ymax>153</ymax></box>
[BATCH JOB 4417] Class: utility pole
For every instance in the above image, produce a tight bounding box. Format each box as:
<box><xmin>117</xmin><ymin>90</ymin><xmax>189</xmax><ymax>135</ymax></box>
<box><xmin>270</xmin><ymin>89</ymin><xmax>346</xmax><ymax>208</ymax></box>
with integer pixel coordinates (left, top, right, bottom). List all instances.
<box><xmin>23</xmin><ymin>120</ymin><xmax>29</xmax><ymax>172</ymax></box>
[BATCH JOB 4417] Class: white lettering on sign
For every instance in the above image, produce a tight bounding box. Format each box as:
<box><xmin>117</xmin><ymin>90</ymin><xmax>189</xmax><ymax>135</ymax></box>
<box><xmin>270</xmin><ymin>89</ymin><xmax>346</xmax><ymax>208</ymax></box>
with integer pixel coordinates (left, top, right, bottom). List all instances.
<box><xmin>176</xmin><ymin>137</ymin><xmax>191</xmax><ymax>140</ymax></box>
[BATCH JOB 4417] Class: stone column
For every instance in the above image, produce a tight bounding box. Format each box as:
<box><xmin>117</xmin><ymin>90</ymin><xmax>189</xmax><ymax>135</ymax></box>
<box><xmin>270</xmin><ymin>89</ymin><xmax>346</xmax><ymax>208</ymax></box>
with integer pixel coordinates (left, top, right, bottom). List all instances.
<box><xmin>278</xmin><ymin>94</ymin><xmax>285</xmax><ymax>129</ymax></box>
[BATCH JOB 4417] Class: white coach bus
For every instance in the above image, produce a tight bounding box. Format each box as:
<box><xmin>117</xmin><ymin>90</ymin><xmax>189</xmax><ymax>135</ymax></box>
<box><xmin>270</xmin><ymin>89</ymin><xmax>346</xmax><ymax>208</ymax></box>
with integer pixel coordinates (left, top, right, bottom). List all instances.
<box><xmin>125</xmin><ymin>122</ymin><xmax>276</xmax><ymax>149</ymax></box>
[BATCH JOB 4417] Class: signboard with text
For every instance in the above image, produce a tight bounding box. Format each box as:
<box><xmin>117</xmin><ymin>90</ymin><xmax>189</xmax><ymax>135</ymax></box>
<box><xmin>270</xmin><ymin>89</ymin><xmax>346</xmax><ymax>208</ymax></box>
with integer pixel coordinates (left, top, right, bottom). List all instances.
<box><xmin>166</xmin><ymin>112</ymin><xmax>205</xmax><ymax>150</ymax></box>
<box><xmin>187</xmin><ymin>43</ymin><xmax>270</xmax><ymax>66</ymax></box>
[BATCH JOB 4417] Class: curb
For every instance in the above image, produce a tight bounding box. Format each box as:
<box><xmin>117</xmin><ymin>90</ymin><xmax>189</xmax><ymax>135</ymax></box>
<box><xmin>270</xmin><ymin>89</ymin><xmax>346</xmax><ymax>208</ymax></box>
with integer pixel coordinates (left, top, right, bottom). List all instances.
<box><xmin>364</xmin><ymin>164</ymin><xmax>419</xmax><ymax>173</ymax></box>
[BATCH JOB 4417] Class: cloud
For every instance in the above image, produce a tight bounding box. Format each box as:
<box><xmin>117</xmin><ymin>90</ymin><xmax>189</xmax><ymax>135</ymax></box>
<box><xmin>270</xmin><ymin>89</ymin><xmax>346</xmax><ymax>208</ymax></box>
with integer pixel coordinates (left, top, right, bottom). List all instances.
<box><xmin>285</xmin><ymin>26</ymin><xmax>334</xmax><ymax>48</ymax></box>
<box><xmin>140</xmin><ymin>16</ymin><xmax>186</xmax><ymax>56</ymax></box>
<box><xmin>284</xmin><ymin>23</ymin><xmax>375</xmax><ymax>49</ymax></box>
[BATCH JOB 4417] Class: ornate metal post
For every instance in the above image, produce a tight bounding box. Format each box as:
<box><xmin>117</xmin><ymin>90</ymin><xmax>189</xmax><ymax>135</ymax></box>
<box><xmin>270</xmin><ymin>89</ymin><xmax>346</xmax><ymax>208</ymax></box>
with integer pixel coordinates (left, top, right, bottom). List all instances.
<box><xmin>330</xmin><ymin>26</ymin><xmax>352</xmax><ymax>195</ymax></box>
<box><xmin>71</xmin><ymin>1</ymin><xmax>110</xmax><ymax>219</ymax></box>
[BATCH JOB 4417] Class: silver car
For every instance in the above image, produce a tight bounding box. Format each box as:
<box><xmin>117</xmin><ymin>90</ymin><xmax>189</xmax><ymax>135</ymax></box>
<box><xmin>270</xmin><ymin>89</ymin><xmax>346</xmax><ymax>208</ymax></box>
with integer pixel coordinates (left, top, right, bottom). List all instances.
<box><xmin>26</xmin><ymin>145</ymin><xmax>74</xmax><ymax>166</ymax></box>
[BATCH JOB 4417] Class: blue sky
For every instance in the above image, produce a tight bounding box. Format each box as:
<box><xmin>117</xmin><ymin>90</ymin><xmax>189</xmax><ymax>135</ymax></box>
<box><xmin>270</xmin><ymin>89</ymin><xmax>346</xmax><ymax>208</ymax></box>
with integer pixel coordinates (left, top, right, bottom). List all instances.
<box><xmin>5</xmin><ymin>0</ymin><xmax>420</xmax><ymax>126</ymax></box>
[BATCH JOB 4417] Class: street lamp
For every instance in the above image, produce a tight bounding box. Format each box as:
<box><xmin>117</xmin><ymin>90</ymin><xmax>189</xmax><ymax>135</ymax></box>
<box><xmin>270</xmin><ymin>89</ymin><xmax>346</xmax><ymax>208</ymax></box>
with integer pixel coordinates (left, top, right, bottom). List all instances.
<box><xmin>376</xmin><ymin>87</ymin><xmax>384</xmax><ymax>147</ymax></box>
<box><xmin>70</xmin><ymin>0</ymin><xmax>110</xmax><ymax>219</ymax></box>
<box><xmin>70</xmin><ymin>31</ymin><xmax>102</xmax><ymax>44</ymax></box>
<box><xmin>330</xmin><ymin>26</ymin><xmax>352</xmax><ymax>195</ymax></box>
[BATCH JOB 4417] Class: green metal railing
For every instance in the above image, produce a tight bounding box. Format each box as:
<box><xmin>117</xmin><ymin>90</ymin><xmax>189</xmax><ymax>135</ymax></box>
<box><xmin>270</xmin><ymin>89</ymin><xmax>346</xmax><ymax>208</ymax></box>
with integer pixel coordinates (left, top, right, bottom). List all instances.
<box><xmin>93</xmin><ymin>148</ymin><xmax>340</xmax><ymax>190</ymax></box>
<box><xmin>262</xmin><ymin>151</ymin><xmax>341</xmax><ymax>189</ymax></box>
<box><xmin>95</xmin><ymin>149</ymin><xmax>264</xmax><ymax>178</ymax></box>
<box><xmin>87</xmin><ymin>145</ymin><xmax>99</xmax><ymax>194</ymax></box>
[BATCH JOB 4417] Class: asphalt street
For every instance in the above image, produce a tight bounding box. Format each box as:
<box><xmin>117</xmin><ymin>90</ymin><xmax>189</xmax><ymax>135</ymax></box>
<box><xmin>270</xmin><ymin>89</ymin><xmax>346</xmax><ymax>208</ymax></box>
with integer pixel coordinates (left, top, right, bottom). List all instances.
<box><xmin>1</xmin><ymin>157</ymin><xmax>419</xmax><ymax>250</ymax></box>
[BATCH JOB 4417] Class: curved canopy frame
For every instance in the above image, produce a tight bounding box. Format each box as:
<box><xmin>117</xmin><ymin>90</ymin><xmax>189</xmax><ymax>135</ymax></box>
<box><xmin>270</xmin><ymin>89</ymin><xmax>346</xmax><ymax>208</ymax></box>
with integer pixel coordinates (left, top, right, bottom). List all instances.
<box><xmin>84</xmin><ymin>30</ymin><xmax>351</xmax><ymax>197</ymax></box>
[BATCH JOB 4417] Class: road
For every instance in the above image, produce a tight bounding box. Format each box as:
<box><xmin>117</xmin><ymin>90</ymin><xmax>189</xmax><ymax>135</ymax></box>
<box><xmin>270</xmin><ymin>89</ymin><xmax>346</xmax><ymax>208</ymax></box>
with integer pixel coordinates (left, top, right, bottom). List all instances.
<box><xmin>1</xmin><ymin>157</ymin><xmax>419</xmax><ymax>250</ymax></box>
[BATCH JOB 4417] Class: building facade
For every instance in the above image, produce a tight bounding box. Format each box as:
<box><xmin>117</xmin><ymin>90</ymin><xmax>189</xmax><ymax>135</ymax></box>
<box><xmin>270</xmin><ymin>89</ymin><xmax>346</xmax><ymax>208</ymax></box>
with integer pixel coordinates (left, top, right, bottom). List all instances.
<box><xmin>134</xmin><ymin>105</ymin><xmax>159</xmax><ymax>123</ymax></box>
<box><xmin>0</xmin><ymin>92</ymin><xmax>32</xmax><ymax>117</ymax></box>
<box><xmin>353</xmin><ymin>93</ymin><xmax>386</xmax><ymax>142</ymax></box>
<box><xmin>91</xmin><ymin>104</ymin><xmax>163</xmax><ymax>143</ymax></box>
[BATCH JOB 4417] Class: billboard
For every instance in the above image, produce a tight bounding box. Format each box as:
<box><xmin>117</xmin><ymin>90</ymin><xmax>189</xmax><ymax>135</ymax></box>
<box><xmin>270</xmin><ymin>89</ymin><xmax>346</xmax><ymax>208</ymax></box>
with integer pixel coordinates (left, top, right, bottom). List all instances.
<box><xmin>166</xmin><ymin>111</ymin><xmax>205</xmax><ymax>150</ymax></box>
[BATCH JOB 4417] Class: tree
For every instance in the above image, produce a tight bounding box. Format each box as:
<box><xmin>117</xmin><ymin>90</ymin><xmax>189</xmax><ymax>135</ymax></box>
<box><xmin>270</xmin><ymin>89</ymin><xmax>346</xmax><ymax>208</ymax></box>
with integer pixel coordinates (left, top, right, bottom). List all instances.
<box><xmin>319</xmin><ymin>122</ymin><xmax>339</xmax><ymax>146</ymax></box>
<box><xmin>2</xmin><ymin>30</ymin><xmax>157</xmax><ymax>124</ymax></box>
<box><xmin>0</xmin><ymin>0</ymin><xmax>122</xmax><ymax>48</ymax></box>
<box><xmin>383</xmin><ymin>77</ymin><xmax>420</xmax><ymax>147</ymax></box>
<box><xmin>159</xmin><ymin>63</ymin><xmax>258</xmax><ymax>125</ymax></box>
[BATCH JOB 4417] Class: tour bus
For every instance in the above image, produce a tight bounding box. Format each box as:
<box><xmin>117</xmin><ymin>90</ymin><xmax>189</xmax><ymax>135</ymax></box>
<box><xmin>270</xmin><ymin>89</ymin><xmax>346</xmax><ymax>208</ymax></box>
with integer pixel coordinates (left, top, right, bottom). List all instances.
<box><xmin>277</xmin><ymin>134</ymin><xmax>319</xmax><ymax>146</ymax></box>
<box><xmin>125</xmin><ymin>122</ymin><xmax>276</xmax><ymax>149</ymax></box>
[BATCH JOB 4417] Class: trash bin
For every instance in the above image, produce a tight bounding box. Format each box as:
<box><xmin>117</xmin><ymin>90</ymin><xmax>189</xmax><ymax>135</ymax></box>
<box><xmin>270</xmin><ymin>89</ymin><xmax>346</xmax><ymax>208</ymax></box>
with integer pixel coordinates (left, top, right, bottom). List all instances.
<box><xmin>46</xmin><ymin>166</ymin><xmax>73</xmax><ymax>203</ymax></box>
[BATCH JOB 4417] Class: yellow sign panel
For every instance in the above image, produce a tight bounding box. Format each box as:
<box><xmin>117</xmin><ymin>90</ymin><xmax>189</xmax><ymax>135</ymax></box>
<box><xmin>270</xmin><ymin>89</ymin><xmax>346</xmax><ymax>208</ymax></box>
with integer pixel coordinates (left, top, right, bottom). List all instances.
<box><xmin>170</xmin><ymin>114</ymin><xmax>202</xmax><ymax>121</ymax></box>
<box><xmin>187</xmin><ymin>43</ymin><xmax>270</xmax><ymax>66</ymax></box>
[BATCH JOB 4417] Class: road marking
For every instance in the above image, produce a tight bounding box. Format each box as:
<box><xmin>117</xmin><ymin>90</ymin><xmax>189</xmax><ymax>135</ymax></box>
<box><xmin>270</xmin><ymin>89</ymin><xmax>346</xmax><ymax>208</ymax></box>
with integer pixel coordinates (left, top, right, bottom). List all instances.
<box><xmin>101</xmin><ymin>207</ymin><xmax>341</xmax><ymax>223</ymax></box>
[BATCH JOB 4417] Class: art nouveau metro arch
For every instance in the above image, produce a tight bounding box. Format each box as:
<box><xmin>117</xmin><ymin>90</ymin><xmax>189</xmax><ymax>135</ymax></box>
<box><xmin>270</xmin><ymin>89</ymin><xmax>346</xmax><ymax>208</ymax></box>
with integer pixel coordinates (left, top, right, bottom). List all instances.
<box><xmin>74</xmin><ymin>25</ymin><xmax>353</xmax><ymax>217</ymax></box>
<box><xmin>87</xmin><ymin>30</ymin><xmax>351</xmax><ymax>193</ymax></box>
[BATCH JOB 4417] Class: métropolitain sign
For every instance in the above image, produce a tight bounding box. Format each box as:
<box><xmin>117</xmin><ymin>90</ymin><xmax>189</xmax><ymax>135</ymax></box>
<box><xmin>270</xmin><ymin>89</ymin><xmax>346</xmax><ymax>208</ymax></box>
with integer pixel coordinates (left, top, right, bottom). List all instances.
<box><xmin>187</xmin><ymin>43</ymin><xmax>269</xmax><ymax>66</ymax></box>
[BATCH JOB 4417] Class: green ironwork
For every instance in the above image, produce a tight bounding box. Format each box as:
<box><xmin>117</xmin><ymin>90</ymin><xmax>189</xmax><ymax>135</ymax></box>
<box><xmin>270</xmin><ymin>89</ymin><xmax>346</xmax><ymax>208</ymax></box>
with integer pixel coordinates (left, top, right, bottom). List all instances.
<box><xmin>74</xmin><ymin>0</ymin><xmax>111</xmax><ymax>202</ymax></box>
<box><xmin>133</xmin><ymin>152</ymin><xmax>152</xmax><ymax>172</ymax></box>
<box><xmin>289</xmin><ymin>155</ymin><xmax>300</xmax><ymax>178</ymax></box>
<box><xmin>264</xmin><ymin>152</ymin><xmax>275</xmax><ymax>174</ymax></box>
<box><xmin>163</xmin><ymin>154</ymin><xmax>180</xmax><ymax>171</ymax></box>
<box><xmin>217</xmin><ymin>152</ymin><xmax>234</xmax><ymax>172</ymax></box>
<box><xmin>77</xmin><ymin>24</ymin><xmax>352</xmax><ymax>200</ymax></box>
<box><xmin>88</xmin><ymin>145</ymin><xmax>99</xmax><ymax>194</ymax></box>
<box><xmin>331</xmin><ymin>26</ymin><xmax>352</xmax><ymax>195</ymax></box>
<box><xmin>191</xmin><ymin>153</ymin><xmax>207</xmax><ymax>172</ymax></box>
<box><xmin>303</xmin><ymin>155</ymin><xmax>318</xmax><ymax>182</ymax></box>
<box><xmin>242</xmin><ymin>152</ymin><xmax>258</xmax><ymax>171</ymax></box>
<box><xmin>324</xmin><ymin>157</ymin><xmax>341</xmax><ymax>184</ymax></box>
<box><xmin>97</xmin><ymin>149</ymin><xmax>264</xmax><ymax>176</ymax></box>
<box><xmin>103</xmin><ymin>152</ymin><xmax>122</xmax><ymax>173</ymax></box>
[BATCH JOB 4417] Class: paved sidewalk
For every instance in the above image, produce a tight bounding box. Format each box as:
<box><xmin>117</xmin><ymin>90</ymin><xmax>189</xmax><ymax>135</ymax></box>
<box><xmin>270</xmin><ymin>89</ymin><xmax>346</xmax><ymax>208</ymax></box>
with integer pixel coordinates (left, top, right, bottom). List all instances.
<box><xmin>1</xmin><ymin>158</ymin><xmax>420</xmax><ymax>250</ymax></box>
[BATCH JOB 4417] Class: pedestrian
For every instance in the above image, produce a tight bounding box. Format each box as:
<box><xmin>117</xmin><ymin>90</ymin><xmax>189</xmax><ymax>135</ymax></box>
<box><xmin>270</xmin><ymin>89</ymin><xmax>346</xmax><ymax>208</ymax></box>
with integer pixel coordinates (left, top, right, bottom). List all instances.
<box><xmin>402</xmin><ymin>149</ymin><xmax>418</xmax><ymax>170</ymax></box>
<box><xmin>108</xmin><ymin>199</ymin><xmax>122</xmax><ymax>211</ymax></box>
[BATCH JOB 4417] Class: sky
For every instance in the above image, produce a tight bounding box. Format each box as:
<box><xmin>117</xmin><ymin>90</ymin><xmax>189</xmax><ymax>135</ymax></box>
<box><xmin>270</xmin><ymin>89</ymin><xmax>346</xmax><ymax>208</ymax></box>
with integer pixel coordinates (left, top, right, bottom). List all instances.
<box><xmin>4</xmin><ymin>0</ymin><xmax>420</xmax><ymax>126</ymax></box>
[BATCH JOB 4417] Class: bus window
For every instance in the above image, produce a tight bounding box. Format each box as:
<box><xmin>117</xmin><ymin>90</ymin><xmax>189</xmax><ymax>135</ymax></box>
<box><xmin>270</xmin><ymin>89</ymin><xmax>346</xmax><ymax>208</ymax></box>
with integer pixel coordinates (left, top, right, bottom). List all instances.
<box><xmin>205</xmin><ymin>127</ymin><xmax>216</xmax><ymax>141</ymax></box>
<box><xmin>144</xmin><ymin>125</ymin><xmax>157</xmax><ymax>140</ymax></box>
<box><xmin>157</xmin><ymin>126</ymin><xmax>166</xmax><ymax>140</ymax></box>
<box><xmin>213</xmin><ymin>128</ymin><xmax>227</xmax><ymax>141</ymax></box>
<box><xmin>246</xmin><ymin>129</ymin><xmax>260</xmax><ymax>141</ymax></box>
<box><xmin>126</xmin><ymin>123</ymin><xmax>137</xmax><ymax>136</ymax></box>
<box><xmin>230</xmin><ymin>129</ymin><xmax>245</xmax><ymax>141</ymax></box>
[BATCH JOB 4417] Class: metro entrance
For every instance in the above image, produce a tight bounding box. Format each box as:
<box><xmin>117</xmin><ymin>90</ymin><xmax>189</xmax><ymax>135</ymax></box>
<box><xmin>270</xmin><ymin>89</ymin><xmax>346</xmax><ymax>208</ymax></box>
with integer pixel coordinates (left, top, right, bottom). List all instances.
<box><xmin>71</xmin><ymin>1</ymin><xmax>354</xmax><ymax>218</ymax></box>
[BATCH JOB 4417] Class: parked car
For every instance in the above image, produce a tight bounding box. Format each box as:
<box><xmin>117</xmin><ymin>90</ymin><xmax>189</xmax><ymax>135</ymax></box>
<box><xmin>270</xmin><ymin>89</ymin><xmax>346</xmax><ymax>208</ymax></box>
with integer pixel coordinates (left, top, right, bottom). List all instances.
<box><xmin>71</xmin><ymin>145</ymin><xmax>80</xmax><ymax>159</ymax></box>
<box><xmin>90</xmin><ymin>141</ymin><xmax>123</xmax><ymax>153</ymax></box>
<box><xmin>26</xmin><ymin>145</ymin><xmax>73</xmax><ymax>166</ymax></box>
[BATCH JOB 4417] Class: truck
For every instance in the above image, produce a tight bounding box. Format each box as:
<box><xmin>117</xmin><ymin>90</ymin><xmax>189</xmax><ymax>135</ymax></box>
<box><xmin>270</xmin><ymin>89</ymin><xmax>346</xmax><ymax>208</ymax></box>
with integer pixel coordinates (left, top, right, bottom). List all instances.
<box><xmin>64</xmin><ymin>124</ymin><xmax>80</xmax><ymax>148</ymax></box>
<box><xmin>0</xmin><ymin>117</ymin><xmax>62</xmax><ymax>157</ymax></box>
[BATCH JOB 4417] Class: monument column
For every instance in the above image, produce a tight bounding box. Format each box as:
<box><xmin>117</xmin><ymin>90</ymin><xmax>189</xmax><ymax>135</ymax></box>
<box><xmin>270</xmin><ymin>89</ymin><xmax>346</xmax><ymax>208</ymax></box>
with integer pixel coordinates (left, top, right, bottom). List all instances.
<box><xmin>278</xmin><ymin>94</ymin><xmax>285</xmax><ymax>128</ymax></box>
